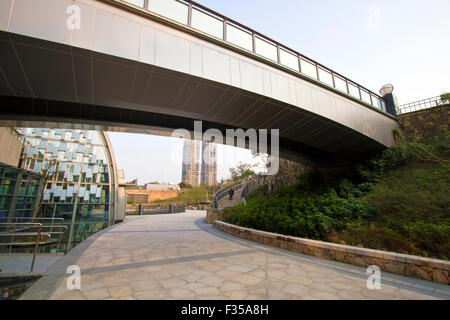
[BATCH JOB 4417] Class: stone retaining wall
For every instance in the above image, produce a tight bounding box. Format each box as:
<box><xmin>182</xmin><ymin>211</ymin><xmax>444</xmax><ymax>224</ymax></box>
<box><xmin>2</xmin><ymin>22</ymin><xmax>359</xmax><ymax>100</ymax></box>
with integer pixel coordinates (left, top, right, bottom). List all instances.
<box><xmin>398</xmin><ymin>104</ymin><xmax>449</xmax><ymax>141</ymax></box>
<box><xmin>213</xmin><ymin>221</ymin><xmax>449</xmax><ymax>285</ymax></box>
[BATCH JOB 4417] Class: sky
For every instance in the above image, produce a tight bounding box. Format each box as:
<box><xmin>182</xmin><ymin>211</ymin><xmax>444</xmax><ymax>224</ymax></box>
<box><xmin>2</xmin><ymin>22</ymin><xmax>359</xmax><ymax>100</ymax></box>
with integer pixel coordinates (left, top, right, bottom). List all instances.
<box><xmin>109</xmin><ymin>0</ymin><xmax>450</xmax><ymax>185</ymax></box>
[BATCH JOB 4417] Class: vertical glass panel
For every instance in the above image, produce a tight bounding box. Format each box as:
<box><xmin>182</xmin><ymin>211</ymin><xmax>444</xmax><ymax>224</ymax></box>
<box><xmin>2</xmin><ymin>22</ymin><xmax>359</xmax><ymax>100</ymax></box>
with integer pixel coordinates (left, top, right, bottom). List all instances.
<box><xmin>125</xmin><ymin>0</ymin><xmax>145</xmax><ymax>7</ymax></box>
<box><xmin>318</xmin><ymin>68</ymin><xmax>333</xmax><ymax>86</ymax></box>
<box><xmin>371</xmin><ymin>95</ymin><xmax>382</xmax><ymax>109</ymax></box>
<box><xmin>300</xmin><ymin>58</ymin><xmax>317</xmax><ymax>79</ymax></box>
<box><xmin>226</xmin><ymin>23</ymin><xmax>253</xmax><ymax>51</ymax></box>
<box><xmin>280</xmin><ymin>49</ymin><xmax>299</xmax><ymax>71</ymax></box>
<box><xmin>89</xmin><ymin>131</ymin><xmax>103</xmax><ymax>145</ymax></box>
<box><xmin>334</xmin><ymin>76</ymin><xmax>347</xmax><ymax>93</ymax></box>
<box><xmin>148</xmin><ymin>0</ymin><xmax>188</xmax><ymax>25</ymax></box>
<box><xmin>361</xmin><ymin>90</ymin><xmax>372</xmax><ymax>105</ymax></box>
<box><xmin>255</xmin><ymin>37</ymin><xmax>277</xmax><ymax>61</ymax></box>
<box><xmin>191</xmin><ymin>8</ymin><xmax>223</xmax><ymax>39</ymax></box>
<box><xmin>348</xmin><ymin>82</ymin><xmax>360</xmax><ymax>98</ymax></box>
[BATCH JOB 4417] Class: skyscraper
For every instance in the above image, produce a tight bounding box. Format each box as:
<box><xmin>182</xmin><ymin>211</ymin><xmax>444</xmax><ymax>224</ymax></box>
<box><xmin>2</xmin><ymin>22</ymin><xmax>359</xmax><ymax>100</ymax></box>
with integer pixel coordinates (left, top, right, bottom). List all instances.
<box><xmin>181</xmin><ymin>139</ymin><xmax>201</xmax><ymax>186</ymax></box>
<box><xmin>201</xmin><ymin>142</ymin><xmax>217</xmax><ymax>186</ymax></box>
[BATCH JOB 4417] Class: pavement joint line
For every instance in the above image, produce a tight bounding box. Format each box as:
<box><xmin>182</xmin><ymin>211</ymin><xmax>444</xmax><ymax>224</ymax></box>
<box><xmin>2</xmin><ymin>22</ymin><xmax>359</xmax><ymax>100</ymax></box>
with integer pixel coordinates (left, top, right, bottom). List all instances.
<box><xmin>81</xmin><ymin>249</ymin><xmax>259</xmax><ymax>275</ymax></box>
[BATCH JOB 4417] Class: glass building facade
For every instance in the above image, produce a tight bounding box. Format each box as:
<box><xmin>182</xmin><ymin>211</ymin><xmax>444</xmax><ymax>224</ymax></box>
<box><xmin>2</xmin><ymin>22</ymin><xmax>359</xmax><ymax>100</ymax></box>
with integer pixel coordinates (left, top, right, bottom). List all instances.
<box><xmin>0</xmin><ymin>163</ymin><xmax>43</xmax><ymax>223</ymax></box>
<box><xmin>15</xmin><ymin>128</ymin><xmax>119</xmax><ymax>252</ymax></box>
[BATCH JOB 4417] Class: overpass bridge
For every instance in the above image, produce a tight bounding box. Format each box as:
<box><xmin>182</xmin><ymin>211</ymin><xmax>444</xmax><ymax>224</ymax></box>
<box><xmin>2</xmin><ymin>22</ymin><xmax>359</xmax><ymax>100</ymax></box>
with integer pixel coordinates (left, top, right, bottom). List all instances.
<box><xmin>0</xmin><ymin>0</ymin><xmax>399</xmax><ymax>163</ymax></box>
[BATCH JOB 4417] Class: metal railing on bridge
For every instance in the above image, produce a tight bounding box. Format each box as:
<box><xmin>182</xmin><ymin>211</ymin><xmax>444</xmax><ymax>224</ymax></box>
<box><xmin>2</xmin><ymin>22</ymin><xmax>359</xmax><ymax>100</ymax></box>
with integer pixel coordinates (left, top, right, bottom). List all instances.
<box><xmin>212</xmin><ymin>180</ymin><xmax>246</xmax><ymax>209</ymax></box>
<box><xmin>212</xmin><ymin>177</ymin><xmax>264</xmax><ymax>209</ymax></box>
<box><xmin>396</xmin><ymin>95</ymin><xmax>450</xmax><ymax>115</ymax></box>
<box><xmin>112</xmin><ymin>0</ymin><xmax>388</xmax><ymax>114</ymax></box>
<box><xmin>0</xmin><ymin>218</ymin><xmax>68</xmax><ymax>273</ymax></box>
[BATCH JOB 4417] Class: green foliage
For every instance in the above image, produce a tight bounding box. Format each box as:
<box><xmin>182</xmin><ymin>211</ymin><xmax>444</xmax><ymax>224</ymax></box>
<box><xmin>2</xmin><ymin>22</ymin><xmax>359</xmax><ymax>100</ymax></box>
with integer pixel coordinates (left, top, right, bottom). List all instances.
<box><xmin>225</xmin><ymin>183</ymin><xmax>375</xmax><ymax>240</ymax></box>
<box><xmin>149</xmin><ymin>185</ymin><xmax>211</xmax><ymax>206</ymax></box>
<box><xmin>224</xmin><ymin>136</ymin><xmax>449</xmax><ymax>259</ymax></box>
<box><xmin>229</xmin><ymin>162</ymin><xmax>256</xmax><ymax>181</ymax></box>
<box><xmin>440</xmin><ymin>92</ymin><xmax>450</xmax><ymax>102</ymax></box>
<box><xmin>178</xmin><ymin>181</ymin><xmax>193</xmax><ymax>189</ymax></box>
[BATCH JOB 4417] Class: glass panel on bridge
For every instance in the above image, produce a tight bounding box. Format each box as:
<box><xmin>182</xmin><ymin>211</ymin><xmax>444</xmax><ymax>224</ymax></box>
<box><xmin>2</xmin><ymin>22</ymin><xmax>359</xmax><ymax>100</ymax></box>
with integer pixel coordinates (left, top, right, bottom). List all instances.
<box><xmin>191</xmin><ymin>8</ymin><xmax>224</xmax><ymax>39</ymax></box>
<box><xmin>124</xmin><ymin>0</ymin><xmax>145</xmax><ymax>8</ymax></box>
<box><xmin>255</xmin><ymin>37</ymin><xmax>278</xmax><ymax>61</ymax></box>
<box><xmin>318</xmin><ymin>67</ymin><xmax>333</xmax><ymax>87</ymax></box>
<box><xmin>299</xmin><ymin>58</ymin><xmax>317</xmax><ymax>80</ymax></box>
<box><xmin>348</xmin><ymin>82</ymin><xmax>360</xmax><ymax>98</ymax></box>
<box><xmin>333</xmin><ymin>75</ymin><xmax>347</xmax><ymax>93</ymax></box>
<box><xmin>226</xmin><ymin>23</ymin><xmax>253</xmax><ymax>51</ymax></box>
<box><xmin>360</xmin><ymin>89</ymin><xmax>372</xmax><ymax>105</ymax></box>
<box><xmin>280</xmin><ymin>49</ymin><xmax>299</xmax><ymax>71</ymax></box>
<box><xmin>148</xmin><ymin>0</ymin><xmax>189</xmax><ymax>25</ymax></box>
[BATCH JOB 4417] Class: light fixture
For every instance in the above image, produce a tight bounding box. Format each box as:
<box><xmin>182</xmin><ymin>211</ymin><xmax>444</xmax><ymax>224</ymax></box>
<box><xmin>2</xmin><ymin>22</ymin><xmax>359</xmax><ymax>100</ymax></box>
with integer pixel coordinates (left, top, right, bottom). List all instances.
<box><xmin>379</xmin><ymin>84</ymin><xmax>394</xmax><ymax>96</ymax></box>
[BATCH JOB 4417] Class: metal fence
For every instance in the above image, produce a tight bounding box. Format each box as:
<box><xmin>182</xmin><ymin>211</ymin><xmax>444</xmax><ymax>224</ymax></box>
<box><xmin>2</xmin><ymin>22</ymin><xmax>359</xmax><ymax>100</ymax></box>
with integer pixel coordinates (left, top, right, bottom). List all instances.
<box><xmin>112</xmin><ymin>0</ymin><xmax>387</xmax><ymax>113</ymax></box>
<box><xmin>396</xmin><ymin>96</ymin><xmax>449</xmax><ymax>115</ymax></box>
<box><xmin>213</xmin><ymin>181</ymin><xmax>246</xmax><ymax>209</ymax></box>
<box><xmin>0</xmin><ymin>219</ymin><xmax>67</xmax><ymax>273</ymax></box>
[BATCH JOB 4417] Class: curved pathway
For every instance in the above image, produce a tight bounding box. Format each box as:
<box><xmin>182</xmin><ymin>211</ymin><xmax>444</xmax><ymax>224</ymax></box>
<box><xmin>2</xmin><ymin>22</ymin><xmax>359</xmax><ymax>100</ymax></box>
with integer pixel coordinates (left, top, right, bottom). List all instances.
<box><xmin>21</xmin><ymin>211</ymin><xmax>450</xmax><ymax>300</ymax></box>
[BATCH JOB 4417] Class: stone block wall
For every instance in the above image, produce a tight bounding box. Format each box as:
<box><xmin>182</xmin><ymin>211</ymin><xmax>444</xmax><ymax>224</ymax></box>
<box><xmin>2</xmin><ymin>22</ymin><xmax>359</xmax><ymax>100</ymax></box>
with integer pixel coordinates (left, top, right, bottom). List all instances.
<box><xmin>213</xmin><ymin>221</ymin><xmax>449</xmax><ymax>285</ymax></box>
<box><xmin>263</xmin><ymin>157</ymin><xmax>309</xmax><ymax>193</ymax></box>
<box><xmin>398</xmin><ymin>105</ymin><xmax>449</xmax><ymax>141</ymax></box>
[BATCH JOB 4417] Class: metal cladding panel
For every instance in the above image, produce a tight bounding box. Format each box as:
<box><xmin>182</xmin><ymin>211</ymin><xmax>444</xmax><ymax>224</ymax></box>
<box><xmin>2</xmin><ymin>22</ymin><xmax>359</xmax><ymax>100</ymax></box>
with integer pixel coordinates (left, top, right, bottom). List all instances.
<box><xmin>0</xmin><ymin>0</ymin><xmax>12</xmax><ymax>31</ymax></box>
<box><xmin>140</xmin><ymin>25</ymin><xmax>156</xmax><ymax>65</ymax></box>
<box><xmin>94</xmin><ymin>9</ymin><xmax>140</xmax><ymax>61</ymax></box>
<box><xmin>9</xmin><ymin>0</ymin><xmax>72</xmax><ymax>45</ymax></box>
<box><xmin>155</xmin><ymin>31</ymin><xmax>190</xmax><ymax>74</ymax></box>
<box><xmin>239</xmin><ymin>61</ymin><xmax>264</xmax><ymax>96</ymax></box>
<box><xmin>71</xmin><ymin>2</ymin><xmax>96</xmax><ymax>51</ymax></box>
<box><xmin>190</xmin><ymin>43</ymin><xmax>203</xmax><ymax>78</ymax></box>
<box><xmin>202</xmin><ymin>47</ymin><xmax>231</xmax><ymax>85</ymax></box>
<box><xmin>270</xmin><ymin>71</ymin><xmax>290</xmax><ymax>105</ymax></box>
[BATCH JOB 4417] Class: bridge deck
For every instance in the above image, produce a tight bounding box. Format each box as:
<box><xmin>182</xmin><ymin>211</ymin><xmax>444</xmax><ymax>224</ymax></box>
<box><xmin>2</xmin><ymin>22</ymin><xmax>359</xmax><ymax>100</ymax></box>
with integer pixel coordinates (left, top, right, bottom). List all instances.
<box><xmin>20</xmin><ymin>211</ymin><xmax>449</xmax><ymax>300</ymax></box>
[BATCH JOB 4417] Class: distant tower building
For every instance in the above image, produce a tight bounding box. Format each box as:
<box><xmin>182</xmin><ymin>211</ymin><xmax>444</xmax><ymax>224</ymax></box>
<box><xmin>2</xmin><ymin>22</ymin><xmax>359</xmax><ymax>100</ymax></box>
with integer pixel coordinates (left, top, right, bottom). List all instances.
<box><xmin>181</xmin><ymin>139</ymin><xmax>201</xmax><ymax>186</ymax></box>
<box><xmin>201</xmin><ymin>142</ymin><xmax>217</xmax><ymax>186</ymax></box>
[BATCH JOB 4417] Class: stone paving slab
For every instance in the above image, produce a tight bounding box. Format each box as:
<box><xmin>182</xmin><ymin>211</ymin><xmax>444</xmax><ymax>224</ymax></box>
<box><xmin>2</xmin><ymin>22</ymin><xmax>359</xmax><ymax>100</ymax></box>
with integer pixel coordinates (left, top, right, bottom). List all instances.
<box><xmin>0</xmin><ymin>256</ymin><xmax>60</xmax><ymax>276</ymax></box>
<box><xmin>20</xmin><ymin>211</ymin><xmax>450</xmax><ymax>300</ymax></box>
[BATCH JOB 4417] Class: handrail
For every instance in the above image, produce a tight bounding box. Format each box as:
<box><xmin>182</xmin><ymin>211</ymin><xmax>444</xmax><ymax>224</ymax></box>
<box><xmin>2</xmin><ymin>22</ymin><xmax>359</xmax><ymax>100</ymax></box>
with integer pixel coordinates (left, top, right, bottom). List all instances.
<box><xmin>0</xmin><ymin>222</ymin><xmax>68</xmax><ymax>273</ymax></box>
<box><xmin>397</xmin><ymin>95</ymin><xmax>449</xmax><ymax>115</ymax></box>
<box><xmin>213</xmin><ymin>181</ymin><xmax>245</xmax><ymax>208</ymax></box>
<box><xmin>109</xmin><ymin>0</ymin><xmax>389</xmax><ymax>115</ymax></box>
<box><xmin>5</xmin><ymin>217</ymin><xmax>64</xmax><ymax>222</ymax></box>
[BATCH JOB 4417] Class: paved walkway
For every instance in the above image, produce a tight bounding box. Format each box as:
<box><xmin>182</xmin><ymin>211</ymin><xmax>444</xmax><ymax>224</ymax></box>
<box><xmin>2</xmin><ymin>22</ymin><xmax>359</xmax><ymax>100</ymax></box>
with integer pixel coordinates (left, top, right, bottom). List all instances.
<box><xmin>0</xmin><ymin>256</ymin><xmax>60</xmax><ymax>276</ymax></box>
<box><xmin>21</xmin><ymin>211</ymin><xmax>450</xmax><ymax>300</ymax></box>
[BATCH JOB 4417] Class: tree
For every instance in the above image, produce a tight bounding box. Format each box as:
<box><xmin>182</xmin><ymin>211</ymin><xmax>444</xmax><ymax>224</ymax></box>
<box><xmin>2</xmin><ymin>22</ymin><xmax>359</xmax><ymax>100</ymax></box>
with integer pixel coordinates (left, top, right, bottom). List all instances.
<box><xmin>178</xmin><ymin>181</ymin><xmax>193</xmax><ymax>189</ymax></box>
<box><xmin>229</xmin><ymin>162</ymin><xmax>256</xmax><ymax>181</ymax></box>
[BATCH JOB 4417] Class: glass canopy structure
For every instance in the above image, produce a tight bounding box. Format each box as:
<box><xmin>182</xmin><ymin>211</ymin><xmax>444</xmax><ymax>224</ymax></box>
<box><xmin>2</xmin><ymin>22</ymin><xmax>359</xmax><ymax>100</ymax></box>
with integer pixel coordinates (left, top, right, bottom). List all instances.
<box><xmin>15</xmin><ymin>128</ymin><xmax>120</xmax><ymax>252</ymax></box>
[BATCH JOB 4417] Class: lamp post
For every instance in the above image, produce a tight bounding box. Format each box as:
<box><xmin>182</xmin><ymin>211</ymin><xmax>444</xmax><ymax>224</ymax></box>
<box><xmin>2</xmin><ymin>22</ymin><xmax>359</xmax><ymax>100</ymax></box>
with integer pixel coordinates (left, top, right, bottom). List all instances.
<box><xmin>379</xmin><ymin>84</ymin><xmax>397</xmax><ymax>116</ymax></box>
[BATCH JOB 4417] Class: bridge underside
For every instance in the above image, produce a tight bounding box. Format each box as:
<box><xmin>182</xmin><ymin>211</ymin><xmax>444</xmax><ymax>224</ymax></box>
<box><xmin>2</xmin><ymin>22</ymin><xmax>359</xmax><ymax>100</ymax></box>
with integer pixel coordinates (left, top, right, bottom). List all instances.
<box><xmin>0</xmin><ymin>30</ymin><xmax>388</xmax><ymax>164</ymax></box>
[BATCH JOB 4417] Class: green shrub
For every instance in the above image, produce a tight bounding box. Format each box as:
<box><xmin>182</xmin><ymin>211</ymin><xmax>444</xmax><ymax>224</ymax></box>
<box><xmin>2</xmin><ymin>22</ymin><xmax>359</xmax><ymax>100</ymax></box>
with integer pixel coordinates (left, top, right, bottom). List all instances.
<box><xmin>224</xmin><ymin>136</ymin><xmax>449</xmax><ymax>259</ymax></box>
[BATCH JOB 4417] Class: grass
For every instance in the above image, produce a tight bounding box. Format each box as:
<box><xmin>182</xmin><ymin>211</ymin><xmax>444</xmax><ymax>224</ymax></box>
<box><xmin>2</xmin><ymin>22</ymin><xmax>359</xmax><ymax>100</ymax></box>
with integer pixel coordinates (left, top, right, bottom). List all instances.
<box><xmin>147</xmin><ymin>185</ymin><xmax>214</xmax><ymax>206</ymax></box>
<box><xmin>334</xmin><ymin>161</ymin><xmax>449</xmax><ymax>259</ymax></box>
